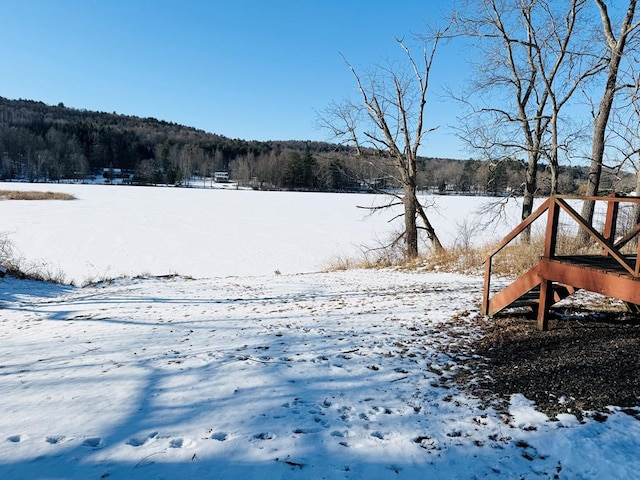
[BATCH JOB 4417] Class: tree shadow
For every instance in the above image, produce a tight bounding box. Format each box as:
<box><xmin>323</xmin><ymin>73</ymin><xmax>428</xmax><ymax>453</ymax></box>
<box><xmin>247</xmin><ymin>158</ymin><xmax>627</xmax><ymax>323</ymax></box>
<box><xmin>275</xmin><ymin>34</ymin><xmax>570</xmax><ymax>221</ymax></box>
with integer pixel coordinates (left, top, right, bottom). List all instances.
<box><xmin>1</xmin><ymin>275</ymin><xmax>624</xmax><ymax>479</ymax></box>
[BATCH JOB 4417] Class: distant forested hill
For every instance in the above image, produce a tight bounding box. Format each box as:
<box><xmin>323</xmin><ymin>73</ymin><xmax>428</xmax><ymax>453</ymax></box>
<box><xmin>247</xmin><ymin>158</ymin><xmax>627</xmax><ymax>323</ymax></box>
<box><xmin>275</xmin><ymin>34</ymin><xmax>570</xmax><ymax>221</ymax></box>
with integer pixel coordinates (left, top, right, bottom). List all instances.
<box><xmin>0</xmin><ymin>96</ymin><xmax>342</xmax><ymax>187</ymax></box>
<box><xmin>0</xmin><ymin>97</ymin><xmax>631</xmax><ymax>194</ymax></box>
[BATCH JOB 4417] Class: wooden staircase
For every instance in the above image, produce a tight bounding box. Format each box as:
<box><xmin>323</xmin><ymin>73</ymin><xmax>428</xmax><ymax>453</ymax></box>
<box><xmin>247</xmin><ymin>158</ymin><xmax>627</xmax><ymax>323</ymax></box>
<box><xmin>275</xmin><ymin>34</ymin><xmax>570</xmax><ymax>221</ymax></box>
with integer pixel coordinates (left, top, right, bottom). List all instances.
<box><xmin>486</xmin><ymin>264</ymin><xmax>577</xmax><ymax>317</ymax></box>
<box><xmin>482</xmin><ymin>194</ymin><xmax>640</xmax><ymax>330</ymax></box>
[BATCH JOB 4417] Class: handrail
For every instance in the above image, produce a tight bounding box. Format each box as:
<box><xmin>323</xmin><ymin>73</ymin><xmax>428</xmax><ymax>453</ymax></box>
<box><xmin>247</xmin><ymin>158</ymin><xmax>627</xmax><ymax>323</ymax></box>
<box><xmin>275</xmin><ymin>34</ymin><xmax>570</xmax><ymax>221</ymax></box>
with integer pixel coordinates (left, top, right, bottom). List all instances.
<box><xmin>554</xmin><ymin>198</ymin><xmax>636</xmax><ymax>276</ymax></box>
<box><xmin>482</xmin><ymin>197</ymin><xmax>551</xmax><ymax>315</ymax></box>
<box><xmin>483</xmin><ymin>197</ymin><xmax>552</xmax><ymax>263</ymax></box>
<box><xmin>553</xmin><ymin>193</ymin><xmax>640</xmax><ymax>204</ymax></box>
<box><xmin>482</xmin><ymin>193</ymin><xmax>640</xmax><ymax>316</ymax></box>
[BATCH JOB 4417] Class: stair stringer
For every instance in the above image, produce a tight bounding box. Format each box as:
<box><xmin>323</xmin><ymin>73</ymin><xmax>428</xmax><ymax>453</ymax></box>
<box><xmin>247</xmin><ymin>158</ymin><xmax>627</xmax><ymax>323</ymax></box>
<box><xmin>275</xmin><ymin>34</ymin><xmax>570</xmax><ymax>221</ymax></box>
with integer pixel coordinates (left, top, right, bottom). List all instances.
<box><xmin>487</xmin><ymin>265</ymin><xmax>543</xmax><ymax>317</ymax></box>
<box><xmin>488</xmin><ymin>263</ymin><xmax>580</xmax><ymax>317</ymax></box>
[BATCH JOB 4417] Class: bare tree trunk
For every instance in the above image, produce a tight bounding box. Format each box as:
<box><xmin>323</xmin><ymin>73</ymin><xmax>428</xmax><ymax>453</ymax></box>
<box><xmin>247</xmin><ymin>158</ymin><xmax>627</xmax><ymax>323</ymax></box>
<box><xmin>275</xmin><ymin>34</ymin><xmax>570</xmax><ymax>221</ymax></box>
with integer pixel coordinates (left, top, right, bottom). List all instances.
<box><xmin>550</xmin><ymin>162</ymin><xmax>559</xmax><ymax>195</ymax></box>
<box><xmin>403</xmin><ymin>183</ymin><xmax>419</xmax><ymax>259</ymax></box>
<box><xmin>635</xmin><ymin>168</ymin><xmax>640</xmax><ymax>225</ymax></box>
<box><xmin>549</xmin><ymin>110</ymin><xmax>560</xmax><ymax>195</ymax></box>
<box><xmin>579</xmin><ymin>0</ymin><xmax>638</xmax><ymax>243</ymax></box>
<box><xmin>416</xmin><ymin>201</ymin><xmax>443</xmax><ymax>251</ymax></box>
<box><xmin>521</xmin><ymin>153</ymin><xmax>538</xmax><ymax>242</ymax></box>
<box><xmin>580</xmin><ymin>74</ymin><xmax>618</xmax><ymax>241</ymax></box>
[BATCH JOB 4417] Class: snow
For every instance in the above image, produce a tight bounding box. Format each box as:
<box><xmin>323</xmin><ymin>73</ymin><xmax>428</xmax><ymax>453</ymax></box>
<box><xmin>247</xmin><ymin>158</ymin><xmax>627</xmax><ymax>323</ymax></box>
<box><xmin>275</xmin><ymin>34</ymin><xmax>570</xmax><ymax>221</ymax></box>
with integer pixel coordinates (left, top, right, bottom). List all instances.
<box><xmin>0</xmin><ymin>182</ymin><xmax>520</xmax><ymax>285</ymax></box>
<box><xmin>1</xmin><ymin>182</ymin><xmax>640</xmax><ymax>479</ymax></box>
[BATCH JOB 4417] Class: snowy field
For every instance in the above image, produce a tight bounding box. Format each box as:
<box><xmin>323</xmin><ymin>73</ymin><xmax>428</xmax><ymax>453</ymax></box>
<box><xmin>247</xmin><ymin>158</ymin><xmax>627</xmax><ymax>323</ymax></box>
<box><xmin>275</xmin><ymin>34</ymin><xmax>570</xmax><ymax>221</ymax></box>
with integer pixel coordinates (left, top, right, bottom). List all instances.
<box><xmin>1</xmin><ymin>183</ymin><xmax>640</xmax><ymax>479</ymax></box>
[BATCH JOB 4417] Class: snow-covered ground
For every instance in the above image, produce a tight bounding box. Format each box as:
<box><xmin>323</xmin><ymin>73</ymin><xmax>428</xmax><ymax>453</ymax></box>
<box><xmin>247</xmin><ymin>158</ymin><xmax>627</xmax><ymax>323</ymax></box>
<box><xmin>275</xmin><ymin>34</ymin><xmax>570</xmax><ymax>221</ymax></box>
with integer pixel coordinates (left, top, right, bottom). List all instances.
<box><xmin>1</xmin><ymin>183</ymin><xmax>639</xmax><ymax>479</ymax></box>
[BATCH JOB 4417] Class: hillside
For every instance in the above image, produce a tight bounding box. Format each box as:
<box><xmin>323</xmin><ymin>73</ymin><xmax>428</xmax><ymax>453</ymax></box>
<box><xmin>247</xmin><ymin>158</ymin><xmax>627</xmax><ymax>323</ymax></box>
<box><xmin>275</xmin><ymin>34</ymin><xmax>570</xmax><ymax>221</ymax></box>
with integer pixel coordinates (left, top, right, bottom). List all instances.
<box><xmin>0</xmin><ymin>96</ymin><xmax>338</xmax><ymax>187</ymax></box>
<box><xmin>0</xmin><ymin>96</ymin><xmax>633</xmax><ymax>194</ymax></box>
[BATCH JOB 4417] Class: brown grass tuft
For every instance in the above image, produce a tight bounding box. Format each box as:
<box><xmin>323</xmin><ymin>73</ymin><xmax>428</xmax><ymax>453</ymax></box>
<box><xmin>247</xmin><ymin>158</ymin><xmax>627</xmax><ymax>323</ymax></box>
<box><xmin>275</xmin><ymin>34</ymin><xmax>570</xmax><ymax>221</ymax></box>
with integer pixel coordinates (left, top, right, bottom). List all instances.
<box><xmin>0</xmin><ymin>190</ymin><xmax>76</xmax><ymax>200</ymax></box>
<box><xmin>414</xmin><ymin>231</ymin><xmax>612</xmax><ymax>278</ymax></box>
<box><xmin>0</xmin><ymin>232</ymin><xmax>69</xmax><ymax>284</ymax></box>
<box><xmin>324</xmin><ymin>233</ymin><xmax>604</xmax><ymax>279</ymax></box>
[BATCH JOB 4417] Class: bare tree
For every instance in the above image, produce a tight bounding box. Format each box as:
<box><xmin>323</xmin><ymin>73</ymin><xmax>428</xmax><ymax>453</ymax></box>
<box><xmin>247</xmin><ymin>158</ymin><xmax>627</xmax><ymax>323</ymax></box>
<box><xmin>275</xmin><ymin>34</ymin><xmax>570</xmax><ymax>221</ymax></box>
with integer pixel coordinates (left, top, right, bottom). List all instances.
<box><xmin>606</xmin><ymin>61</ymin><xmax>640</xmax><ymax>222</ymax></box>
<box><xmin>530</xmin><ymin>0</ymin><xmax>601</xmax><ymax>193</ymax></box>
<box><xmin>452</xmin><ymin>0</ymin><xmax>594</xmax><ymax>240</ymax></box>
<box><xmin>580</xmin><ymin>0</ymin><xmax>639</xmax><ymax>238</ymax></box>
<box><xmin>319</xmin><ymin>35</ymin><xmax>445</xmax><ymax>259</ymax></box>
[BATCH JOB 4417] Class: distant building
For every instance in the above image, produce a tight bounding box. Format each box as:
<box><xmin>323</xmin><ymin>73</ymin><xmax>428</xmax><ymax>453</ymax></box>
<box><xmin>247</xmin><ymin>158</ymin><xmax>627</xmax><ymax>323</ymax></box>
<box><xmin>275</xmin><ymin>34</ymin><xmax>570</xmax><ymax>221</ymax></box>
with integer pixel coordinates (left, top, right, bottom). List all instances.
<box><xmin>214</xmin><ymin>171</ymin><xmax>230</xmax><ymax>183</ymax></box>
<box><xmin>101</xmin><ymin>167</ymin><xmax>133</xmax><ymax>183</ymax></box>
<box><xmin>102</xmin><ymin>167</ymin><xmax>122</xmax><ymax>177</ymax></box>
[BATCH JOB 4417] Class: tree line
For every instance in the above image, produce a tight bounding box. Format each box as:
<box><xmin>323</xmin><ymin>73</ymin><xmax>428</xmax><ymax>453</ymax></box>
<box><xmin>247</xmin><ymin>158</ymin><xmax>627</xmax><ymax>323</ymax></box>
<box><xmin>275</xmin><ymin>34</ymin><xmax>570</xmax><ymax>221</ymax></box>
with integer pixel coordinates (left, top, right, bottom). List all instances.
<box><xmin>0</xmin><ymin>97</ymin><xmax>630</xmax><ymax>195</ymax></box>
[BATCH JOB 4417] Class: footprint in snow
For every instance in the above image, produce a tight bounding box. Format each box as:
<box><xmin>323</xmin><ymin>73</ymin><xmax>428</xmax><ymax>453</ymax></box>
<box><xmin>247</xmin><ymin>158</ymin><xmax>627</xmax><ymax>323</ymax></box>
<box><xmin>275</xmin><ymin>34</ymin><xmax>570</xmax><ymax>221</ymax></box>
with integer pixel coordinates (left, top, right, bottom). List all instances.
<box><xmin>169</xmin><ymin>438</ymin><xmax>183</xmax><ymax>448</ymax></box>
<box><xmin>253</xmin><ymin>432</ymin><xmax>276</xmax><ymax>440</ymax></box>
<box><xmin>126</xmin><ymin>431</ymin><xmax>158</xmax><ymax>447</ymax></box>
<box><xmin>414</xmin><ymin>435</ymin><xmax>439</xmax><ymax>450</ymax></box>
<box><xmin>293</xmin><ymin>427</ymin><xmax>322</xmax><ymax>434</ymax></box>
<box><xmin>46</xmin><ymin>435</ymin><xmax>66</xmax><ymax>445</ymax></box>
<box><xmin>82</xmin><ymin>437</ymin><xmax>102</xmax><ymax>448</ymax></box>
<box><xmin>6</xmin><ymin>435</ymin><xmax>23</xmax><ymax>443</ymax></box>
<box><xmin>211</xmin><ymin>432</ymin><xmax>228</xmax><ymax>441</ymax></box>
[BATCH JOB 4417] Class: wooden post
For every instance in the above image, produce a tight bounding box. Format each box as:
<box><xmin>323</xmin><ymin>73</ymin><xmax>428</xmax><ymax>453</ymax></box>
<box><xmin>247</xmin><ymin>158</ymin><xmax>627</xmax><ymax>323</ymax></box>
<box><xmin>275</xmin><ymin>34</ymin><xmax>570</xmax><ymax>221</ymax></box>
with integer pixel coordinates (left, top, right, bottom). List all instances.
<box><xmin>482</xmin><ymin>257</ymin><xmax>492</xmax><ymax>316</ymax></box>
<box><xmin>537</xmin><ymin>279</ymin><xmax>552</xmax><ymax>331</ymax></box>
<box><xmin>543</xmin><ymin>197</ymin><xmax>560</xmax><ymax>259</ymax></box>
<box><xmin>538</xmin><ymin>197</ymin><xmax>560</xmax><ymax>330</ymax></box>
<box><xmin>603</xmin><ymin>193</ymin><xmax>619</xmax><ymax>255</ymax></box>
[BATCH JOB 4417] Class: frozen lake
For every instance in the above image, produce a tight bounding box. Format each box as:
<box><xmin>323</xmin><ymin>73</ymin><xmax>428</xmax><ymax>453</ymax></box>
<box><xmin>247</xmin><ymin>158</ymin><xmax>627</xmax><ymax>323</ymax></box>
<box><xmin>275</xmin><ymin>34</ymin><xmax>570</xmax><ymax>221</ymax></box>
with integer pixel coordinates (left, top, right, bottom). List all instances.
<box><xmin>0</xmin><ymin>182</ymin><xmax>521</xmax><ymax>284</ymax></box>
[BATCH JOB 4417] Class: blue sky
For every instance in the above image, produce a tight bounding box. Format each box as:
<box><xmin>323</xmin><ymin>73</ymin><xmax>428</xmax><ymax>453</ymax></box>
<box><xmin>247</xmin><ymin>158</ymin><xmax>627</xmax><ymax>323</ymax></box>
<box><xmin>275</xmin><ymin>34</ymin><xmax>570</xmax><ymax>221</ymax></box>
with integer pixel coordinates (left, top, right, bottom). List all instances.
<box><xmin>0</xmin><ymin>0</ymin><xmax>468</xmax><ymax>158</ymax></box>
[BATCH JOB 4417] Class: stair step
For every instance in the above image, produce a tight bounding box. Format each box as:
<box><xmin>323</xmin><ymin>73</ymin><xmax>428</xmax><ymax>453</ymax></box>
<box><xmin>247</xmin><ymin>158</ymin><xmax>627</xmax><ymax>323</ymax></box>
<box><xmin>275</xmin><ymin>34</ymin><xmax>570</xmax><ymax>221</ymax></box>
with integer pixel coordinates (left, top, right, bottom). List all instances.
<box><xmin>508</xmin><ymin>299</ymin><xmax>538</xmax><ymax>309</ymax></box>
<box><xmin>490</xmin><ymin>283</ymin><xmax>576</xmax><ymax>315</ymax></box>
<box><xmin>520</xmin><ymin>290</ymin><xmax>540</xmax><ymax>300</ymax></box>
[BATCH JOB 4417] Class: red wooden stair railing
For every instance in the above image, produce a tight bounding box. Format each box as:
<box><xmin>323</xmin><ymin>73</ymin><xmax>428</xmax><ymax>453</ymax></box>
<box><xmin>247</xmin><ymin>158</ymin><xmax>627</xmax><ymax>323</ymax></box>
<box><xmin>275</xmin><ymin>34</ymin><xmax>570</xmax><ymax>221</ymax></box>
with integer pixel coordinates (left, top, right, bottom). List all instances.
<box><xmin>482</xmin><ymin>194</ymin><xmax>640</xmax><ymax>330</ymax></box>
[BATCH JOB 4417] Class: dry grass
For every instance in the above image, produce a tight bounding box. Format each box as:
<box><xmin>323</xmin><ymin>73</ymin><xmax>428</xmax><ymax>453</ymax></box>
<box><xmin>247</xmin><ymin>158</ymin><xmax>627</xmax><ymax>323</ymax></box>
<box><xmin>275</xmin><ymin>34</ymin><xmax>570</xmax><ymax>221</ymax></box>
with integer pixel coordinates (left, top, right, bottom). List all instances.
<box><xmin>485</xmin><ymin>232</ymin><xmax>621</xmax><ymax>277</ymax></box>
<box><xmin>0</xmin><ymin>190</ymin><xmax>76</xmax><ymax>200</ymax></box>
<box><xmin>325</xmin><ymin>230</ymin><xmax>612</xmax><ymax>279</ymax></box>
<box><xmin>421</xmin><ymin>233</ymin><xmax>608</xmax><ymax>278</ymax></box>
<box><xmin>0</xmin><ymin>232</ymin><xmax>68</xmax><ymax>284</ymax></box>
<box><xmin>483</xmin><ymin>238</ymin><xmax>545</xmax><ymax>277</ymax></box>
<box><xmin>324</xmin><ymin>251</ymin><xmax>401</xmax><ymax>272</ymax></box>
<box><xmin>5</xmin><ymin>261</ymin><xmax>68</xmax><ymax>284</ymax></box>
<box><xmin>324</xmin><ymin>238</ymin><xmax>406</xmax><ymax>272</ymax></box>
<box><xmin>324</xmin><ymin>244</ymin><xmax>487</xmax><ymax>275</ymax></box>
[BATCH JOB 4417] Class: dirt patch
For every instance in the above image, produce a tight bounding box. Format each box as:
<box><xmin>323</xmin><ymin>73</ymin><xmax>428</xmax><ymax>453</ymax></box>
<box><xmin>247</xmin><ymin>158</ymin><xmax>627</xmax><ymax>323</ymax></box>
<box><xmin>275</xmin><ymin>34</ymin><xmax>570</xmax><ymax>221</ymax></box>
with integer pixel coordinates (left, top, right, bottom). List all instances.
<box><xmin>457</xmin><ymin>298</ymin><xmax>640</xmax><ymax>419</ymax></box>
<box><xmin>0</xmin><ymin>190</ymin><xmax>75</xmax><ymax>200</ymax></box>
